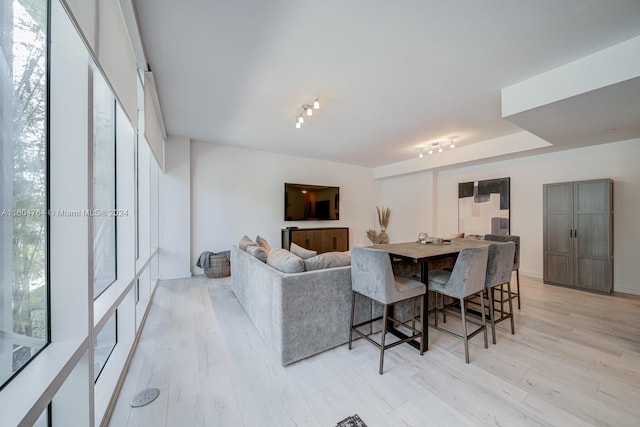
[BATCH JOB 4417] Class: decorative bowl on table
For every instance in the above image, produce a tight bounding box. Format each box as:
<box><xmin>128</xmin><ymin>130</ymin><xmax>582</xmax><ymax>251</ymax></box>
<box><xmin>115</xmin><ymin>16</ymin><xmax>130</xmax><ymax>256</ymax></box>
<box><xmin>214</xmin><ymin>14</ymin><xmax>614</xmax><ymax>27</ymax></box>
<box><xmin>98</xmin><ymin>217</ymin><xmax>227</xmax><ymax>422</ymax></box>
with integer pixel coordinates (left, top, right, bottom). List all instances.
<box><xmin>418</xmin><ymin>233</ymin><xmax>430</xmax><ymax>244</ymax></box>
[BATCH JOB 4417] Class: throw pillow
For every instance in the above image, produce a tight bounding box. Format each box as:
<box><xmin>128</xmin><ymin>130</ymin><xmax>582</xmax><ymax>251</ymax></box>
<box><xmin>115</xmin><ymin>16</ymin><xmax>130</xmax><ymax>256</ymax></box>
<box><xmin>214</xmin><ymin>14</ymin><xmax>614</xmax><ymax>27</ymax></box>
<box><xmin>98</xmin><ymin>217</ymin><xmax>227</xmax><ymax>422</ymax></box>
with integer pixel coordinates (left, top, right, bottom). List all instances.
<box><xmin>304</xmin><ymin>251</ymin><xmax>351</xmax><ymax>271</ymax></box>
<box><xmin>267</xmin><ymin>248</ymin><xmax>305</xmax><ymax>274</ymax></box>
<box><xmin>256</xmin><ymin>235</ymin><xmax>272</xmax><ymax>252</ymax></box>
<box><xmin>289</xmin><ymin>242</ymin><xmax>317</xmax><ymax>260</ymax></box>
<box><xmin>239</xmin><ymin>235</ymin><xmax>256</xmax><ymax>250</ymax></box>
<box><xmin>246</xmin><ymin>245</ymin><xmax>268</xmax><ymax>262</ymax></box>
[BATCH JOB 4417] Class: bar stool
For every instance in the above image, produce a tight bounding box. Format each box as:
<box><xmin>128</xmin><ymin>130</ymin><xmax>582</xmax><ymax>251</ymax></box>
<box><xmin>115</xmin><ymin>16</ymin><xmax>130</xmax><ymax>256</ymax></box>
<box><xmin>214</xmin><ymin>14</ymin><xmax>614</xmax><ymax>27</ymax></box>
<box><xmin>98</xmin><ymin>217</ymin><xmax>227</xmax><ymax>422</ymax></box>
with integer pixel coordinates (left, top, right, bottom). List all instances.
<box><xmin>427</xmin><ymin>246</ymin><xmax>489</xmax><ymax>363</ymax></box>
<box><xmin>349</xmin><ymin>247</ymin><xmax>426</xmax><ymax>375</ymax></box>
<box><xmin>484</xmin><ymin>242</ymin><xmax>516</xmax><ymax>344</ymax></box>
<box><xmin>483</xmin><ymin>234</ymin><xmax>521</xmax><ymax>309</ymax></box>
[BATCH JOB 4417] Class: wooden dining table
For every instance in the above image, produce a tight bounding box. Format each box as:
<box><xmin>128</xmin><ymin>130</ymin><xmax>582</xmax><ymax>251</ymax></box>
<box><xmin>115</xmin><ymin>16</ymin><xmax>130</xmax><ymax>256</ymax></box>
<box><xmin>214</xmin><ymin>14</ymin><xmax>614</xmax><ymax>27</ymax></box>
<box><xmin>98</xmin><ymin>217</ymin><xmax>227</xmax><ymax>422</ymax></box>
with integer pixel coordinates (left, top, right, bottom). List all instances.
<box><xmin>371</xmin><ymin>238</ymin><xmax>490</xmax><ymax>351</ymax></box>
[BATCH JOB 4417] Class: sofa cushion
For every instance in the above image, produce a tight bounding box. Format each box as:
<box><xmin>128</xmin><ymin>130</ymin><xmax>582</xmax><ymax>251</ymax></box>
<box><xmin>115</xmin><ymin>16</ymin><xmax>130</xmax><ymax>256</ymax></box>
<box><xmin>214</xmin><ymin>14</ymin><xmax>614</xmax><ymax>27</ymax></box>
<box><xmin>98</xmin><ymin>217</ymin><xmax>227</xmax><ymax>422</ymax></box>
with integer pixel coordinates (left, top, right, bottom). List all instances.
<box><xmin>304</xmin><ymin>251</ymin><xmax>352</xmax><ymax>271</ymax></box>
<box><xmin>289</xmin><ymin>242</ymin><xmax>317</xmax><ymax>260</ymax></box>
<box><xmin>267</xmin><ymin>248</ymin><xmax>306</xmax><ymax>273</ymax></box>
<box><xmin>256</xmin><ymin>235</ymin><xmax>272</xmax><ymax>253</ymax></box>
<box><xmin>246</xmin><ymin>245</ymin><xmax>268</xmax><ymax>262</ymax></box>
<box><xmin>239</xmin><ymin>235</ymin><xmax>256</xmax><ymax>250</ymax></box>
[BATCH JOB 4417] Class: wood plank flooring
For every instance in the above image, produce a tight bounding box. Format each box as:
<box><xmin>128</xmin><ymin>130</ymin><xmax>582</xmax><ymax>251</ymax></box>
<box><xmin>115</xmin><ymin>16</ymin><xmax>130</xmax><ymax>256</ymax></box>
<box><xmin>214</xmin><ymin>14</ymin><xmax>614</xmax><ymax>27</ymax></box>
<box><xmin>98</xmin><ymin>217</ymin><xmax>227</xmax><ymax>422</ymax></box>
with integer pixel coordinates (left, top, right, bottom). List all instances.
<box><xmin>108</xmin><ymin>275</ymin><xmax>640</xmax><ymax>427</ymax></box>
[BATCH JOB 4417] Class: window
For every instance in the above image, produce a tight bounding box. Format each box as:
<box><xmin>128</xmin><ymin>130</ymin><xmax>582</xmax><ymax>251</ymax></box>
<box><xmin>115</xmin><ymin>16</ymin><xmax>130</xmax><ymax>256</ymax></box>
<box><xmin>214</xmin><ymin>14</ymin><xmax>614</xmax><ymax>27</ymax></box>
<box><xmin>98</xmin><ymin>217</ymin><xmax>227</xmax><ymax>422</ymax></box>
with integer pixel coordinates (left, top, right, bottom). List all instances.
<box><xmin>92</xmin><ymin>67</ymin><xmax>117</xmax><ymax>298</ymax></box>
<box><xmin>0</xmin><ymin>0</ymin><xmax>49</xmax><ymax>389</ymax></box>
<box><xmin>94</xmin><ymin>311</ymin><xmax>117</xmax><ymax>382</ymax></box>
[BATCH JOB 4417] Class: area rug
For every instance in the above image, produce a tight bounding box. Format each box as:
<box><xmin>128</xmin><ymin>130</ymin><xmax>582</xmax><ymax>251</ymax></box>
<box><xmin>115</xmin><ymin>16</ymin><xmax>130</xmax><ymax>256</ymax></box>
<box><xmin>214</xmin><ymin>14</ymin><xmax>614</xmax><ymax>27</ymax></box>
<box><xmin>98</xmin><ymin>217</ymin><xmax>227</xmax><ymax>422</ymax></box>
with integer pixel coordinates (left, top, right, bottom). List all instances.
<box><xmin>336</xmin><ymin>414</ymin><xmax>367</xmax><ymax>427</ymax></box>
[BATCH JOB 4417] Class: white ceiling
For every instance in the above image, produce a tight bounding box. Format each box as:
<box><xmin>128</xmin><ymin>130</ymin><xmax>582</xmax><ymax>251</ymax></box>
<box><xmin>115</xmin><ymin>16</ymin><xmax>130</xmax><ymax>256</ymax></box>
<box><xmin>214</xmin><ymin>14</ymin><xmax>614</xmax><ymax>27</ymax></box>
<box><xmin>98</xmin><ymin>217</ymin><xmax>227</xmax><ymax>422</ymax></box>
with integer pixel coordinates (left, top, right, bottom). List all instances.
<box><xmin>133</xmin><ymin>0</ymin><xmax>640</xmax><ymax>168</ymax></box>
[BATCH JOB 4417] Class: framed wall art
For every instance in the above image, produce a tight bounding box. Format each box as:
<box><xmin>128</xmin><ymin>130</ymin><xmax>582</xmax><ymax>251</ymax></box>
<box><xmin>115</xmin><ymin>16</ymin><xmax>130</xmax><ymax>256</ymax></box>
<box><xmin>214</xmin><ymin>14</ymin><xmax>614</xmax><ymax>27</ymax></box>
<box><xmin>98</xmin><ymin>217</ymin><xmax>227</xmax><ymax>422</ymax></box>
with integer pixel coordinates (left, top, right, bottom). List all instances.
<box><xmin>458</xmin><ymin>177</ymin><xmax>510</xmax><ymax>236</ymax></box>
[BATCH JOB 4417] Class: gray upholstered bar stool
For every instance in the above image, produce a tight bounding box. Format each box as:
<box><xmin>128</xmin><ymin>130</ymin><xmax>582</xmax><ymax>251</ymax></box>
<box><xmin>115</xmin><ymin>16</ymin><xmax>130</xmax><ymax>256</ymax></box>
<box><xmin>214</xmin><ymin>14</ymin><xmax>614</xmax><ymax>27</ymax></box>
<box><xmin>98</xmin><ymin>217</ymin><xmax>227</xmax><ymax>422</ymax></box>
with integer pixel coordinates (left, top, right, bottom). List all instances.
<box><xmin>484</xmin><ymin>234</ymin><xmax>521</xmax><ymax>309</ymax></box>
<box><xmin>484</xmin><ymin>242</ymin><xmax>516</xmax><ymax>344</ymax></box>
<box><xmin>349</xmin><ymin>247</ymin><xmax>426</xmax><ymax>375</ymax></box>
<box><xmin>427</xmin><ymin>246</ymin><xmax>489</xmax><ymax>364</ymax></box>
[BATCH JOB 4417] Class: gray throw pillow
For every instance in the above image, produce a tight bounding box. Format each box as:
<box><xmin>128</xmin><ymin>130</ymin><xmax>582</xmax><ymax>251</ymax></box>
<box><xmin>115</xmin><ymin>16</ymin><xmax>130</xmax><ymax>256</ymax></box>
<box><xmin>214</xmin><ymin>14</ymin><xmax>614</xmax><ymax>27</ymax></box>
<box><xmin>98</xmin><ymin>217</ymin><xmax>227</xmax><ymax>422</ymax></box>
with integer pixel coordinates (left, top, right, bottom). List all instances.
<box><xmin>239</xmin><ymin>235</ymin><xmax>256</xmax><ymax>250</ymax></box>
<box><xmin>289</xmin><ymin>242</ymin><xmax>317</xmax><ymax>260</ymax></box>
<box><xmin>304</xmin><ymin>251</ymin><xmax>351</xmax><ymax>271</ymax></box>
<box><xmin>267</xmin><ymin>248</ymin><xmax>305</xmax><ymax>273</ymax></box>
<box><xmin>246</xmin><ymin>245</ymin><xmax>268</xmax><ymax>262</ymax></box>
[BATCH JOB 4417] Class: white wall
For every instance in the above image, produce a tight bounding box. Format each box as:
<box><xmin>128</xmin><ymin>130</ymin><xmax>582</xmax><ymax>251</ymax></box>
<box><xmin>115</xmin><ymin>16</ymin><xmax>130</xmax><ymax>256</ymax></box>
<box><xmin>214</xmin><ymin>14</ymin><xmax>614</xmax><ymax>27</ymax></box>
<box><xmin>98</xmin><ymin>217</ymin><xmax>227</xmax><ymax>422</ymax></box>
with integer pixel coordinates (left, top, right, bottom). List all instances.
<box><xmin>380</xmin><ymin>138</ymin><xmax>640</xmax><ymax>295</ymax></box>
<box><xmin>159</xmin><ymin>135</ymin><xmax>191</xmax><ymax>279</ymax></box>
<box><xmin>190</xmin><ymin>142</ymin><xmax>380</xmax><ymax>274</ymax></box>
<box><xmin>380</xmin><ymin>171</ymin><xmax>436</xmax><ymax>243</ymax></box>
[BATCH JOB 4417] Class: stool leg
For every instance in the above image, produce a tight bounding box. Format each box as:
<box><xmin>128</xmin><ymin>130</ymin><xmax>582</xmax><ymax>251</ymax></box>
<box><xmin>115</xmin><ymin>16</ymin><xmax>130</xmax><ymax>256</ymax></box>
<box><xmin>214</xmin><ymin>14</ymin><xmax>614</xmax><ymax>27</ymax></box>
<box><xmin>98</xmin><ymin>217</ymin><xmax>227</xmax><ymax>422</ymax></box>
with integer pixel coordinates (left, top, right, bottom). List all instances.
<box><xmin>507</xmin><ymin>282</ymin><xmax>515</xmax><ymax>335</ymax></box>
<box><xmin>442</xmin><ymin>293</ymin><xmax>447</xmax><ymax>323</ymax></box>
<box><xmin>516</xmin><ymin>269</ymin><xmax>521</xmax><ymax>309</ymax></box>
<box><xmin>460</xmin><ymin>298</ymin><xmax>470</xmax><ymax>364</ymax></box>
<box><xmin>379</xmin><ymin>304</ymin><xmax>388</xmax><ymax>375</ymax></box>
<box><xmin>479</xmin><ymin>291</ymin><xmax>488</xmax><ymax>349</ymax></box>
<box><xmin>412</xmin><ymin>298</ymin><xmax>416</xmax><ymax>331</ymax></box>
<box><xmin>348</xmin><ymin>292</ymin><xmax>356</xmax><ymax>350</ymax></box>
<box><xmin>434</xmin><ymin>293</ymin><xmax>439</xmax><ymax>327</ymax></box>
<box><xmin>489</xmin><ymin>286</ymin><xmax>497</xmax><ymax>345</ymax></box>
<box><xmin>419</xmin><ymin>294</ymin><xmax>426</xmax><ymax>355</ymax></box>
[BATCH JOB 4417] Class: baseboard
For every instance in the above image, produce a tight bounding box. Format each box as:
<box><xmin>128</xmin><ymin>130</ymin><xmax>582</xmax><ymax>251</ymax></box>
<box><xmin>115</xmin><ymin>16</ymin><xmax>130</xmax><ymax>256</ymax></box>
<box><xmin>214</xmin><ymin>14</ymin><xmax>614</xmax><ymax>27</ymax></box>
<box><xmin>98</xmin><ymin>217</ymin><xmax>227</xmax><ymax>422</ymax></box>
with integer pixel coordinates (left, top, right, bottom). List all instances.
<box><xmin>519</xmin><ymin>270</ymin><xmax>542</xmax><ymax>279</ymax></box>
<box><xmin>612</xmin><ymin>286</ymin><xmax>640</xmax><ymax>297</ymax></box>
<box><xmin>158</xmin><ymin>271</ymin><xmax>192</xmax><ymax>280</ymax></box>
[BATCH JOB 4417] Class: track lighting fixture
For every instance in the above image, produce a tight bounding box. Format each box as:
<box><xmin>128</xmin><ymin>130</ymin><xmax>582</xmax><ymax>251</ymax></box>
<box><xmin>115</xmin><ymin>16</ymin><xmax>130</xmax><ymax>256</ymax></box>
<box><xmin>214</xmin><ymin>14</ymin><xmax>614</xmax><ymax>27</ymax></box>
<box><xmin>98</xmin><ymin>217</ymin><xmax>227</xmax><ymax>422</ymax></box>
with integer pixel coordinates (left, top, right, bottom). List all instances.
<box><xmin>294</xmin><ymin>98</ymin><xmax>321</xmax><ymax>128</ymax></box>
<box><xmin>418</xmin><ymin>137</ymin><xmax>458</xmax><ymax>158</ymax></box>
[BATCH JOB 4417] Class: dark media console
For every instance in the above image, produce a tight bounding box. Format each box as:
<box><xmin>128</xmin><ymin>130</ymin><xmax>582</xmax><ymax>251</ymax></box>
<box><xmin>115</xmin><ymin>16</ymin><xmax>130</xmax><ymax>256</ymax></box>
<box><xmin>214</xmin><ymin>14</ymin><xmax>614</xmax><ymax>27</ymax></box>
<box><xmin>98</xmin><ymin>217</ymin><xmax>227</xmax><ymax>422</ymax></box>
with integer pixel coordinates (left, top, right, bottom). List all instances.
<box><xmin>281</xmin><ymin>227</ymin><xmax>349</xmax><ymax>254</ymax></box>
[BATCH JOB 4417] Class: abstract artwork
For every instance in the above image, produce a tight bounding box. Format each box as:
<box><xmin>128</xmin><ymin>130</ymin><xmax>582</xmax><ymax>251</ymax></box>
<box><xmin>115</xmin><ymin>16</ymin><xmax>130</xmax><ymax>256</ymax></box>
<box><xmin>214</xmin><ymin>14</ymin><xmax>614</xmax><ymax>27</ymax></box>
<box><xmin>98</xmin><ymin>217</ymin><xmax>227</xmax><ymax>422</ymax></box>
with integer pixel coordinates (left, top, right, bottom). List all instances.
<box><xmin>458</xmin><ymin>177</ymin><xmax>510</xmax><ymax>236</ymax></box>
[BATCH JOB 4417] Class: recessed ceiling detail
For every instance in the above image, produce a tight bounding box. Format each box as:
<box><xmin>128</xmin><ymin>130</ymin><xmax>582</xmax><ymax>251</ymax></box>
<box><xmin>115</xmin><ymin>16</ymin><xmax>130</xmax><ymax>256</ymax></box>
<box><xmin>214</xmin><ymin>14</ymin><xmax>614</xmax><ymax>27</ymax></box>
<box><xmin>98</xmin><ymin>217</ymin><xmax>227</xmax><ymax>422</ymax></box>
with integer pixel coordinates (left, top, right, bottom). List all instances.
<box><xmin>502</xmin><ymin>36</ymin><xmax>640</xmax><ymax>151</ymax></box>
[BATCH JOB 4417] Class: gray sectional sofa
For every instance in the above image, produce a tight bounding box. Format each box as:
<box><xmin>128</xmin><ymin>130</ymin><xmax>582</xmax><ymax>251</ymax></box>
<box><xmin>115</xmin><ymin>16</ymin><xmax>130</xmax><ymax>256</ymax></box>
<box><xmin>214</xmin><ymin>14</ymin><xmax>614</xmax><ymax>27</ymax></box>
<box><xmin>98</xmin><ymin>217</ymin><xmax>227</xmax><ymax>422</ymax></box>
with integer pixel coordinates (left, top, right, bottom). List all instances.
<box><xmin>231</xmin><ymin>245</ymin><xmax>371</xmax><ymax>365</ymax></box>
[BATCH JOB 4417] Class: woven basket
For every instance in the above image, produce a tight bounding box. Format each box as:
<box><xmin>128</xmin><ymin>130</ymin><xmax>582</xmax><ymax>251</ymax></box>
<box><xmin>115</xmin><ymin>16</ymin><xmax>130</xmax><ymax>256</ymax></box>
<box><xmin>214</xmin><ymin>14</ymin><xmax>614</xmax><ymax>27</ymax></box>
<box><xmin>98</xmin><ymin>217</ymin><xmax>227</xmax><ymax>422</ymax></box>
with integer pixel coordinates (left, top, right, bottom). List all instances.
<box><xmin>204</xmin><ymin>253</ymin><xmax>231</xmax><ymax>278</ymax></box>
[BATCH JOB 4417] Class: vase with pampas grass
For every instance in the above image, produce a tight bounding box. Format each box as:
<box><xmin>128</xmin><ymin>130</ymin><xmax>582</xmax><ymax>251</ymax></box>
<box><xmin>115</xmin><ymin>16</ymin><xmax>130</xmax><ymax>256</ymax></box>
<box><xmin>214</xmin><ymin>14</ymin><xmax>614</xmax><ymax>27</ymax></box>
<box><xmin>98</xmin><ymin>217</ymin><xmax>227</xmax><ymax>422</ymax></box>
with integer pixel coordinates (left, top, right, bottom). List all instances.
<box><xmin>377</xmin><ymin>206</ymin><xmax>390</xmax><ymax>244</ymax></box>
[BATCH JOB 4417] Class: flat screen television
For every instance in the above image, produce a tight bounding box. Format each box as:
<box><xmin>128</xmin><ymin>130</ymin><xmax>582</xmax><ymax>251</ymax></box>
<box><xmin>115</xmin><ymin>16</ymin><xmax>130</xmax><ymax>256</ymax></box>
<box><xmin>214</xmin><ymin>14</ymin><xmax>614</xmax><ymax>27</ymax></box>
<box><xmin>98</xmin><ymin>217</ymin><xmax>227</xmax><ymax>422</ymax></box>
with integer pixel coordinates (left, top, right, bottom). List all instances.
<box><xmin>284</xmin><ymin>183</ymin><xmax>339</xmax><ymax>221</ymax></box>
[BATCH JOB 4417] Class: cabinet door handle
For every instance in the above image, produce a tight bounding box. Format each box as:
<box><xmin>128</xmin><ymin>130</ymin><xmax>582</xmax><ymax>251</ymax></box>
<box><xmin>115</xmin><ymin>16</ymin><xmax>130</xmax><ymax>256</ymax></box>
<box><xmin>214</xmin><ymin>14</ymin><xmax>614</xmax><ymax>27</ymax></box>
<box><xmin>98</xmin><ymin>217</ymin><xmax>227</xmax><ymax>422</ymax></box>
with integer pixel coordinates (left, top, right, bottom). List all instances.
<box><xmin>333</xmin><ymin>236</ymin><xmax>337</xmax><ymax>249</ymax></box>
<box><xmin>570</xmin><ymin>229</ymin><xmax>573</xmax><ymax>238</ymax></box>
<box><xmin>574</xmin><ymin>229</ymin><xmax>577</xmax><ymax>238</ymax></box>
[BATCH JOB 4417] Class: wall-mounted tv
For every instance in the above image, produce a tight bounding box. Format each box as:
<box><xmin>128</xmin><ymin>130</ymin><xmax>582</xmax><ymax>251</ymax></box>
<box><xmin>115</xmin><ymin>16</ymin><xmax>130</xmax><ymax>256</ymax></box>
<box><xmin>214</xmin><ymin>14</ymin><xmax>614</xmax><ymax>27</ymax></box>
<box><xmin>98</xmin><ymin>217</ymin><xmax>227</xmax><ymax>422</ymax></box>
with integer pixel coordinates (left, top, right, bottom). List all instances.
<box><xmin>284</xmin><ymin>183</ymin><xmax>340</xmax><ymax>221</ymax></box>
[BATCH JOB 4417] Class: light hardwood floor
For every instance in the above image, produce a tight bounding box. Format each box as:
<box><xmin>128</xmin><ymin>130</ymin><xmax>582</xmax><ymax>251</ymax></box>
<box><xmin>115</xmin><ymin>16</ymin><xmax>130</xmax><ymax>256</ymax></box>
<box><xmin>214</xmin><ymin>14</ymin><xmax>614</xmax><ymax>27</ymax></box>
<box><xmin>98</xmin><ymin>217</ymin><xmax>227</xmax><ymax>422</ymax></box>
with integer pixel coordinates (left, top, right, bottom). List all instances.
<box><xmin>108</xmin><ymin>275</ymin><xmax>640</xmax><ymax>427</ymax></box>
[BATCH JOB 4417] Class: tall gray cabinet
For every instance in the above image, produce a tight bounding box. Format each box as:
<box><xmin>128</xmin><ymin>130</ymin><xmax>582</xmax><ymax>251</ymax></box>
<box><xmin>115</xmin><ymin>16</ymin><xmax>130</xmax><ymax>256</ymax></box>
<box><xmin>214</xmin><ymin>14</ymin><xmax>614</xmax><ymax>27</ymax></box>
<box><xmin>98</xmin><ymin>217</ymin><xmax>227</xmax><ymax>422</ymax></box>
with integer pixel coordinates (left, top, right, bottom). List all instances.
<box><xmin>543</xmin><ymin>179</ymin><xmax>613</xmax><ymax>294</ymax></box>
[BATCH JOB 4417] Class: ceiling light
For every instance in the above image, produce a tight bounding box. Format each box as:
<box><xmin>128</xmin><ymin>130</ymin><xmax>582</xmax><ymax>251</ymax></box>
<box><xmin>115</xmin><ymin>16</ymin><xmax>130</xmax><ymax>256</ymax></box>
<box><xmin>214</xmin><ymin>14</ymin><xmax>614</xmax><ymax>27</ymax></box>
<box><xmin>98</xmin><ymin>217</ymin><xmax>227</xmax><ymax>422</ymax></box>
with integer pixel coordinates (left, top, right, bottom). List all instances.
<box><xmin>419</xmin><ymin>138</ymin><xmax>459</xmax><ymax>157</ymax></box>
<box><xmin>294</xmin><ymin>99</ymin><xmax>321</xmax><ymax>129</ymax></box>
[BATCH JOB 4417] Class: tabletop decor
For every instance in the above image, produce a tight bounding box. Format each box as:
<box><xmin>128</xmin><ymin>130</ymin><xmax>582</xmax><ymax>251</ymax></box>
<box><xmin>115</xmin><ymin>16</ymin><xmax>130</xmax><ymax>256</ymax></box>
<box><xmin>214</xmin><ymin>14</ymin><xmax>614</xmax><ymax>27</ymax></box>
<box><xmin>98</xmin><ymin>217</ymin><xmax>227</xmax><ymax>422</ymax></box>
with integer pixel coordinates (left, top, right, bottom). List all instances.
<box><xmin>366</xmin><ymin>206</ymin><xmax>391</xmax><ymax>244</ymax></box>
